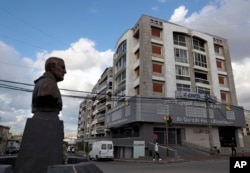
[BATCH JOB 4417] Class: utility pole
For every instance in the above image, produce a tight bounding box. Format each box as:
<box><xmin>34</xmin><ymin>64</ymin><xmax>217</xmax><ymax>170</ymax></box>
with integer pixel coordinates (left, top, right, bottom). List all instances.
<box><xmin>163</xmin><ymin>115</ymin><xmax>170</xmax><ymax>156</ymax></box>
<box><xmin>205</xmin><ymin>94</ymin><xmax>215</xmax><ymax>154</ymax></box>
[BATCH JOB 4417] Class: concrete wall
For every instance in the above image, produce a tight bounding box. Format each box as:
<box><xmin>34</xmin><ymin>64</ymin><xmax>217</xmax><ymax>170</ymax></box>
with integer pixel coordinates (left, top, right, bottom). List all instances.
<box><xmin>184</xmin><ymin>126</ymin><xmax>220</xmax><ymax>149</ymax></box>
<box><xmin>243</xmin><ymin>136</ymin><xmax>250</xmax><ymax>147</ymax></box>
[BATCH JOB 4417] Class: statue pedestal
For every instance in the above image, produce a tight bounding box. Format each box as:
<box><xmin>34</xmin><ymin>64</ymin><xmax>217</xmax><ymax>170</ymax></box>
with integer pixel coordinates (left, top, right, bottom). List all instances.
<box><xmin>14</xmin><ymin>113</ymin><xmax>64</xmax><ymax>173</ymax></box>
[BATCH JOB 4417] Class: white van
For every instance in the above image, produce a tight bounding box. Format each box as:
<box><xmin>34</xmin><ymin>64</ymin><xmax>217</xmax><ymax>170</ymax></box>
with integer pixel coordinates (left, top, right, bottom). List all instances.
<box><xmin>89</xmin><ymin>141</ymin><xmax>114</xmax><ymax>160</ymax></box>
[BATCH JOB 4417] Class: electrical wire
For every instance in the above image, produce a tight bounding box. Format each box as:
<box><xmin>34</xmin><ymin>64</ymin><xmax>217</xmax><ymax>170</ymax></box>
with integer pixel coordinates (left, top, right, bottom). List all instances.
<box><xmin>1</xmin><ymin>78</ymin><xmax>250</xmax><ymax>114</ymax></box>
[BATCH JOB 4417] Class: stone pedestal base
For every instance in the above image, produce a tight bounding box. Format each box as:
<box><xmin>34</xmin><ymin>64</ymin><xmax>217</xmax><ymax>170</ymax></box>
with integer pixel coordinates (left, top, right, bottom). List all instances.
<box><xmin>14</xmin><ymin>114</ymin><xmax>64</xmax><ymax>173</ymax></box>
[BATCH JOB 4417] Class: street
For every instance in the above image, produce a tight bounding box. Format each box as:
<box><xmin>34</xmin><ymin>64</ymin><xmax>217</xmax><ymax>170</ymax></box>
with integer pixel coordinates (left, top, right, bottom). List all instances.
<box><xmin>68</xmin><ymin>152</ymin><xmax>230</xmax><ymax>173</ymax></box>
<box><xmin>91</xmin><ymin>159</ymin><xmax>229</xmax><ymax>173</ymax></box>
<box><xmin>0</xmin><ymin>152</ymin><xmax>230</xmax><ymax>172</ymax></box>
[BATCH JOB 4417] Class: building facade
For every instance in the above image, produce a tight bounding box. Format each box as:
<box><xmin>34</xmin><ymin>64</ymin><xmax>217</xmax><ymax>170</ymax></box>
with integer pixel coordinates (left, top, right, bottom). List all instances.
<box><xmin>0</xmin><ymin>125</ymin><xmax>10</xmax><ymax>154</ymax></box>
<box><xmin>78</xmin><ymin>67</ymin><xmax>113</xmax><ymax>141</ymax></box>
<box><xmin>243</xmin><ymin>114</ymin><xmax>250</xmax><ymax>136</ymax></box>
<box><xmin>78</xmin><ymin>14</ymin><xmax>245</xmax><ymax>158</ymax></box>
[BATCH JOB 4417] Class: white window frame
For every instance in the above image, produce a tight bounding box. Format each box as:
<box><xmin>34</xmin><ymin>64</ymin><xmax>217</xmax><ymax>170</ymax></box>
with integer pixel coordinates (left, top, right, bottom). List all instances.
<box><xmin>194</xmin><ymin>53</ymin><xmax>207</xmax><ymax>68</ymax></box>
<box><xmin>176</xmin><ymin>65</ymin><xmax>190</xmax><ymax>77</ymax></box>
<box><xmin>175</xmin><ymin>48</ymin><xmax>188</xmax><ymax>63</ymax></box>
<box><xmin>193</xmin><ymin>38</ymin><xmax>205</xmax><ymax>52</ymax></box>
<box><xmin>174</xmin><ymin>34</ymin><xmax>186</xmax><ymax>46</ymax></box>
<box><xmin>177</xmin><ymin>84</ymin><xmax>191</xmax><ymax>92</ymax></box>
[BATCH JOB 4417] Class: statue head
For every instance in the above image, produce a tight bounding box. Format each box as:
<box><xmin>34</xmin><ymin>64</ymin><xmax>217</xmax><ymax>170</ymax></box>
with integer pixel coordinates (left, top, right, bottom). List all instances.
<box><xmin>45</xmin><ymin>57</ymin><xmax>66</xmax><ymax>82</ymax></box>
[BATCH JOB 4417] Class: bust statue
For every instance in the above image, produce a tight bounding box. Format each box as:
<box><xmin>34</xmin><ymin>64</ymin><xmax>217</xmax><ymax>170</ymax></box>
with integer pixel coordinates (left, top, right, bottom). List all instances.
<box><xmin>31</xmin><ymin>57</ymin><xmax>66</xmax><ymax>114</ymax></box>
<box><xmin>14</xmin><ymin>57</ymin><xmax>67</xmax><ymax>173</ymax></box>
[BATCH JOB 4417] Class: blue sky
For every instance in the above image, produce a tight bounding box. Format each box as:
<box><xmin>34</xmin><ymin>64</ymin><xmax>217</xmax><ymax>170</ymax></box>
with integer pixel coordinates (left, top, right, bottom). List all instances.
<box><xmin>0</xmin><ymin>0</ymin><xmax>211</xmax><ymax>58</ymax></box>
<box><xmin>0</xmin><ymin>0</ymin><xmax>250</xmax><ymax>137</ymax></box>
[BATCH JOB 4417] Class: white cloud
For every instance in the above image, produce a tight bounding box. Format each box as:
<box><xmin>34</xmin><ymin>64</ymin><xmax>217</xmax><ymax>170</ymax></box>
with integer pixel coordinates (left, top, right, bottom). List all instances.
<box><xmin>232</xmin><ymin>59</ymin><xmax>250</xmax><ymax>110</ymax></box>
<box><xmin>169</xmin><ymin>0</ymin><xmax>250</xmax><ymax>111</ymax></box>
<box><xmin>169</xmin><ymin>0</ymin><xmax>250</xmax><ymax>61</ymax></box>
<box><xmin>0</xmin><ymin>38</ymin><xmax>114</xmax><ymax>136</ymax></box>
<box><xmin>170</xmin><ymin>6</ymin><xmax>188</xmax><ymax>23</ymax></box>
<box><xmin>152</xmin><ymin>7</ymin><xmax>159</xmax><ymax>11</ymax></box>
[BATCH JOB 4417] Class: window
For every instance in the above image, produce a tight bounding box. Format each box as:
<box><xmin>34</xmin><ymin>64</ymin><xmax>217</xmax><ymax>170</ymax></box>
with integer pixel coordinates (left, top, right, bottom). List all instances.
<box><xmin>153</xmin><ymin>82</ymin><xmax>163</xmax><ymax>93</ymax></box>
<box><xmin>220</xmin><ymin>92</ymin><xmax>227</xmax><ymax>102</ymax></box>
<box><xmin>116</xmin><ymin>71</ymin><xmax>126</xmax><ymax>84</ymax></box>
<box><xmin>196</xmin><ymin>87</ymin><xmax>210</xmax><ymax>94</ymax></box>
<box><xmin>195</xmin><ymin>72</ymin><xmax>209</xmax><ymax>84</ymax></box>
<box><xmin>153</xmin><ymin>63</ymin><xmax>163</xmax><ymax>73</ymax></box>
<box><xmin>216</xmin><ymin>60</ymin><xmax>222</xmax><ymax>69</ymax></box>
<box><xmin>108</xmin><ymin>144</ymin><xmax>113</xmax><ymax>149</ymax></box>
<box><xmin>218</xmin><ymin>76</ymin><xmax>225</xmax><ymax>84</ymax></box>
<box><xmin>214</xmin><ymin>44</ymin><xmax>223</xmax><ymax>55</ymax></box>
<box><xmin>116</xmin><ymin>40</ymin><xmax>127</xmax><ymax>57</ymax></box>
<box><xmin>152</xmin><ymin>45</ymin><xmax>162</xmax><ymax>55</ymax></box>
<box><xmin>214</xmin><ymin>45</ymin><xmax>220</xmax><ymax>54</ymax></box>
<box><xmin>101</xmin><ymin>144</ymin><xmax>107</xmax><ymax>149</ymax></box>
<box><xmin>194</xmin><ymin>53</ymin><xmax>207</xmax><ymax>68</ymax></box>
<box><xmin>176</xmin><ymin>65</ymin><xmax>190</xmax><ymax>76</ymax></box>
<box><xmin>177</xmin><ymin>84</ymin><xmax>191</xmax><ymax>91</ymax></box>
<box><xmin>173</xmin><ymin>33</ymin><xmax>186</xmax><ymax>46</ymax></box>
<box><xmin>193</xmin><ymin>38</ymin><xmax>205</xmax><ymax>52</ymax></box>
<box><xmin>176</xmin><ymin>65</ymin><xmax>190</xmax><ymax>81</ymax></box>
<box><xmin>115</xmin><ymin>55</ymin><xmax>126</xmax><ymax>72</ymax></box>
<box><xmin>151</xmin><ymin>27</ymin><xmax>161</xmax><ymax>38</ymax></box>
<box><xmin>175</xmin><ymin>48</ymin><xmax>188</xmax><ymax>63</ymax></box>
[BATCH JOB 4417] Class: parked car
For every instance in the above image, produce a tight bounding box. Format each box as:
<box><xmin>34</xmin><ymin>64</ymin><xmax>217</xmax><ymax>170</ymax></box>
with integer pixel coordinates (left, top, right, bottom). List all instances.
<box><xmin>6</xmin><ymin>146</ymin><xmax>18</xmax><ymax>154</ymax></box>
<box><xmin>89</xmin><ymin>141</ymin><xmax>114</xmax><ymax>161</ymax></box>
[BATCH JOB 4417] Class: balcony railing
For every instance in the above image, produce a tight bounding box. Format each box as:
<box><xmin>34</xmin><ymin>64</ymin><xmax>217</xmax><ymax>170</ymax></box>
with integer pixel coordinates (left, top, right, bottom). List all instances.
<box><xmin>195</xmin><ymin>78</ymin><xmax>209</xmax><ymax>84</ymax></box>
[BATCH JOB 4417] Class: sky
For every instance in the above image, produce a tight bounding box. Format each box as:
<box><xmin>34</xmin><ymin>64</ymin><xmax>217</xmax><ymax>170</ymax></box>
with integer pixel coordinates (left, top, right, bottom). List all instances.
<box><xmin>0</xmin><ymin>0</ymin><xmax>250</xmax><ymax>138</ymax></box>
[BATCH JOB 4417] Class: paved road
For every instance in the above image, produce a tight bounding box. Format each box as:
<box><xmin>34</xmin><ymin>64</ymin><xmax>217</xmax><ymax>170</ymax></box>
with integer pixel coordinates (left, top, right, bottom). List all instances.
<box><xmin>91</xmin><ymin>159</ymin><xmax>229</xmax><ymax>173</ymax></box>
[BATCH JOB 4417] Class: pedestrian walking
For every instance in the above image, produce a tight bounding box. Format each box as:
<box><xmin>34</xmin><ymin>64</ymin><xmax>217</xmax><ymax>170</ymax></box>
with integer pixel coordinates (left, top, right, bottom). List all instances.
<box><xmin>231</xmin><ymin>143</ymin><xmax>236</xmax><ymax>156</ymax></box>
<box><xmin>153</xmin><ymin>142</ymin><xmax>162</xmax><ymax>161</ymax></box>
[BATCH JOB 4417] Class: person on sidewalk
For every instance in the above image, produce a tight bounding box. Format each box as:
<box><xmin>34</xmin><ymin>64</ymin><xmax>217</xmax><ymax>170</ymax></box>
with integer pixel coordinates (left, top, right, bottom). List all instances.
<box><xmin>231</xmin><ymin>143</ymin><xmax>236</xmax><ymax>156</ymax></box>
<box><xmin>153</xmin><ymin>142</ymin><xmax>162</xmax><ymax>161</ymax></box>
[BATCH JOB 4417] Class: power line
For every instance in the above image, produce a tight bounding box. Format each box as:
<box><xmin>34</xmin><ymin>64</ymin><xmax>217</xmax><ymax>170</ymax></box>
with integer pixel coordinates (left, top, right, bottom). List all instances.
<box><xmin>1</xmin><ymin>78</ymin><xmax>250</xmax><ymax>113</ymax></box>
<box><xmin>0</xmin><ymin>61</ymin><xmax>97</xmax><ymax>80</ymax></box>
<box><xmin>0</xmin><ymin>7</ymin><xmax>66</xmax><ymax>45</ymax></box>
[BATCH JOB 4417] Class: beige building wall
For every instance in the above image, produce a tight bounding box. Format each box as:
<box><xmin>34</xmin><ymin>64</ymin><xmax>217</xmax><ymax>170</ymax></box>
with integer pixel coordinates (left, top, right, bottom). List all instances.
<box><xmin>184</xmin><ymin>127</ymin><xmax>220</xmax><ymax>149</ymax></box>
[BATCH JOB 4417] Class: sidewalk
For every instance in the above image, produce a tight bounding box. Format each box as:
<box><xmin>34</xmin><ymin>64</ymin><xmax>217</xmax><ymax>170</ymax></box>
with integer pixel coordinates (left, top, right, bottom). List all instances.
<box><xmin>114</xmin><ymin>152</ymin><xmax>250</xmax><ymax>164</ymax></box>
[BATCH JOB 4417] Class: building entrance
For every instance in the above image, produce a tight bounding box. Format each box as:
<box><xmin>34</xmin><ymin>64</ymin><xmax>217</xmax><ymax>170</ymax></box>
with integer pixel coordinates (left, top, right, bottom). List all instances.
<box><xmin>218</xmin><ymin>127</ymin><xmax>236</xmax><ymax>147</ymax></box>
<box><xmin>153</xmin><ymin>127</ymin><xmax>182</xmax><ymax>145</ymax></box>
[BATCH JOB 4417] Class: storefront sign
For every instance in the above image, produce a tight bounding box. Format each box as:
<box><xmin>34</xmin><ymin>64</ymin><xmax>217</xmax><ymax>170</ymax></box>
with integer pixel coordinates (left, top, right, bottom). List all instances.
<box><xmin>176</xmin><ymin>91</ymin><xmax>205</xmax><ymax>100</ymax></box>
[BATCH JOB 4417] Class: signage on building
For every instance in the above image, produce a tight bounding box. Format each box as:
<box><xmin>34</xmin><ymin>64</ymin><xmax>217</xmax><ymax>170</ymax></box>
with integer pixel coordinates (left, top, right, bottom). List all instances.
<box><xmin>105</xmin><ymin>96</ymin><xmax>245</xmax><ymax>128</ymax></box>
<box><xmin>175</xmin><ymin>91</ymin><xmax>205</xmax><ymax>100</ymax></box>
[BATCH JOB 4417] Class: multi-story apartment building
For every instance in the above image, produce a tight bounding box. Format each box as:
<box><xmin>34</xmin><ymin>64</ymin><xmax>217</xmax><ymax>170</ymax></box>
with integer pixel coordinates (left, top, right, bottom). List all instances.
<box><xmin>78</xmin><ymin>14</ymin><xmax>245</xmax><ymax>158</ymax></box>
<box><xmin>105</xmin><ymin>14</ymin><xmax>245</xmax><ymax>157</ymax></box>
<box><xmin>78</xmin><ymin>67</ymin><xmax>113</xmax><ymax>141</ymax></box>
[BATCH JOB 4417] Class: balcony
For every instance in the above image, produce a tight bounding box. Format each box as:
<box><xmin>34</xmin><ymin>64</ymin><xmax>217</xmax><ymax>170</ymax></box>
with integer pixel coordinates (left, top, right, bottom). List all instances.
<box><xmin>97</xmin><ymin>102</ymin><xmax>106</xmax><ymax>111</ymax></box>
<box><xmin>97</xmin><ymin>114</ymin><xmax>105</xmax><ymax>122</ymax></box>
<box><xmin>97</xmin><ymin>83</ymin><xmax>107</xmax><ymax>94</ymax></box>
<box><xmin>96</xmin><ymin>125</ymin><xmax>105</xmax><ymax>132</ymax></box>
<box><xmin>106</xmin><ymin>87</ymin><xmax>112</xmax><ymax>95</ymax></box>
<box><xmin>195</xmin><ymin>78</ymin><xmax>209</xmax><ymax>85</ymax></box>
